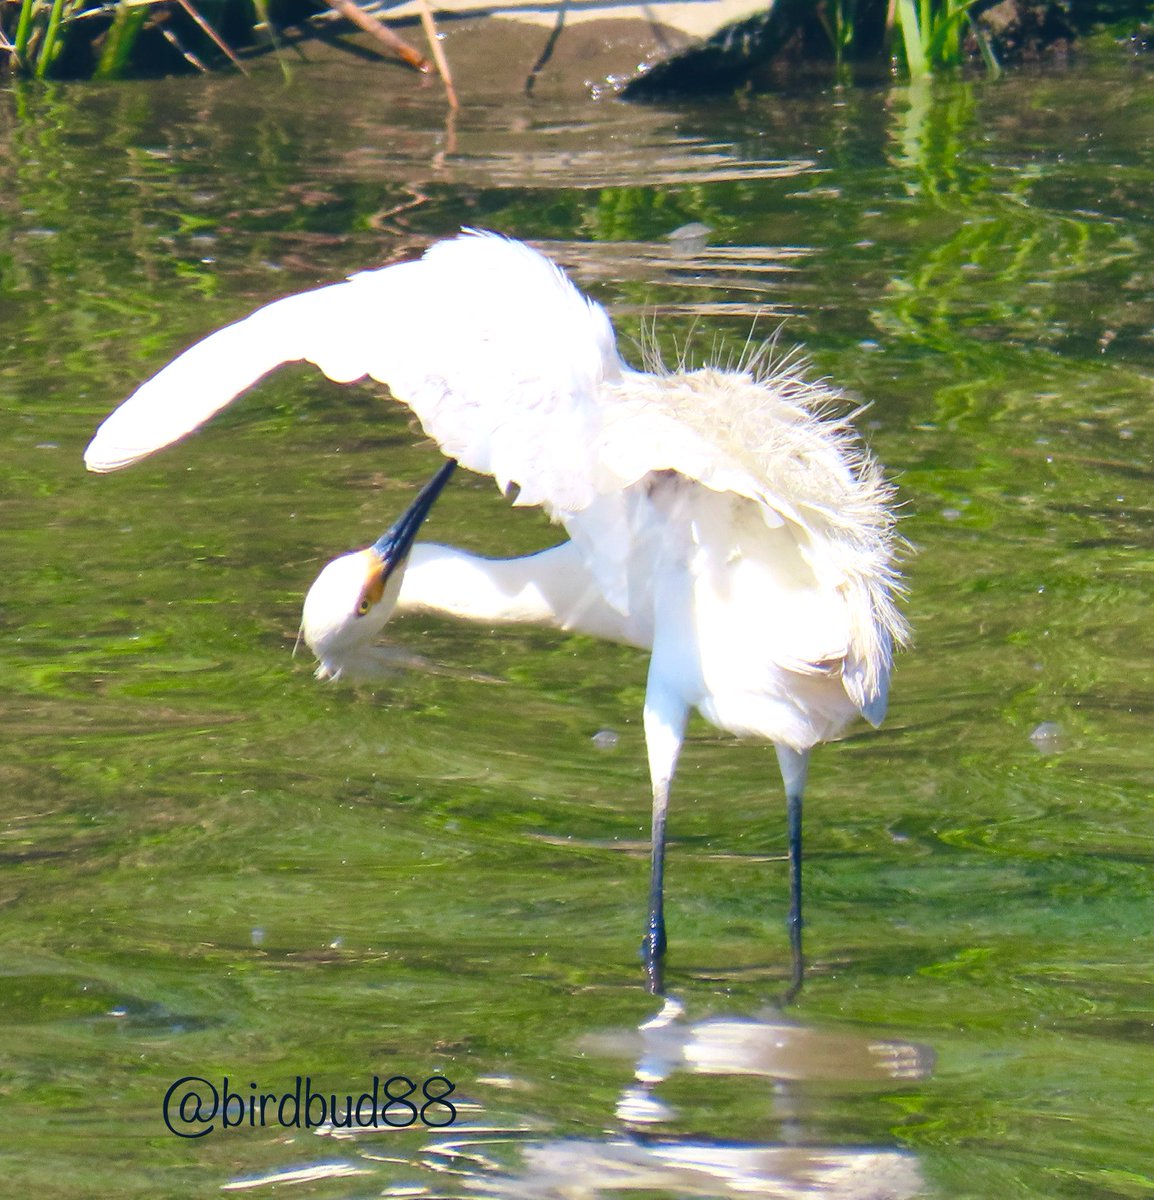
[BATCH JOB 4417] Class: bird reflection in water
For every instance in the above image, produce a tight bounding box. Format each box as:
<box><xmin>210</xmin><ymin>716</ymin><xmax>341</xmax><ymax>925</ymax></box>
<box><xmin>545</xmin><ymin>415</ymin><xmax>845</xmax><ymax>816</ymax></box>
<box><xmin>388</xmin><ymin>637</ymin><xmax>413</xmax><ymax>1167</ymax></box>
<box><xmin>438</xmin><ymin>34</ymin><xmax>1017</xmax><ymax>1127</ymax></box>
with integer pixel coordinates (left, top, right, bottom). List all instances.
<box><xmin>375</xmin><ymin>1001</ymin><xmax>931</xmax><ymax>1199</ymax></box>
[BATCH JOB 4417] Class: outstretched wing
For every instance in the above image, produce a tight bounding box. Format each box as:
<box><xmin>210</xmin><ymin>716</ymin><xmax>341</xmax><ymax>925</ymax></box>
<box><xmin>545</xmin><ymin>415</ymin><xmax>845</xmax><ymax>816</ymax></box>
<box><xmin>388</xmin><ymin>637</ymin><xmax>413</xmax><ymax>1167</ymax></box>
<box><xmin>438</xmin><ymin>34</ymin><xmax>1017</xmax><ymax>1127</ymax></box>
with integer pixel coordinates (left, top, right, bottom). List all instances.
<box><xmin>84</xmin><ymin>231</ymin><xmax>624</xmax><ymax>514</ymax></box>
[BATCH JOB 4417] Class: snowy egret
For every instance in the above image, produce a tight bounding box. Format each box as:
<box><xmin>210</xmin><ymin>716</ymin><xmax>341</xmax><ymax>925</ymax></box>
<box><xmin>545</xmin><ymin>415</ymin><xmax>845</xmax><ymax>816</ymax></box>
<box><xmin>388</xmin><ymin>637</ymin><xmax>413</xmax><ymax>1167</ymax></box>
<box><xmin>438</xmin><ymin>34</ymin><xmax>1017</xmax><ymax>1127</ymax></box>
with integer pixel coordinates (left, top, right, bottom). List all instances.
<box><xmin>85</xmin><ymin>230</ymin><xmax>907</xmax><ymax>996</ymax></box>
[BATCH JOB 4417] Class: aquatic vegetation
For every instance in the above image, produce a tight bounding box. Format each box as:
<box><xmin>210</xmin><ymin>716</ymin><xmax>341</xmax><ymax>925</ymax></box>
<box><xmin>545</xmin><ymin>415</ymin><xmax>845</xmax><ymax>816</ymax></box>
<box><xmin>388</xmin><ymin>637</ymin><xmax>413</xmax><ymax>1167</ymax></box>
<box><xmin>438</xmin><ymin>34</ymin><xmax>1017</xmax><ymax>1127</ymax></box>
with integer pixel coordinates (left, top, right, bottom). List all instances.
<box><xmin>892</xmin><ymin>0</ymin><xmax>995</xmax><ymax>77</ymax></box>
<box><xmin>802</xmin><ymin>0</ymin><xmax>995</xmax><ymax>75</ymax></box>
<box><xmin>0</xmin><ymin>0</ymin><xmax>1151</xmax><ymax>82</ymax></box>
<box><xmin>624</xmin><ymin>1</ymin><xmax>1144</xmax><ymax>96</ymax></box>
<box><xmin>1</xmin><ymin>0</ymin><xmax>262</xmax><ymax>78</ymax></box>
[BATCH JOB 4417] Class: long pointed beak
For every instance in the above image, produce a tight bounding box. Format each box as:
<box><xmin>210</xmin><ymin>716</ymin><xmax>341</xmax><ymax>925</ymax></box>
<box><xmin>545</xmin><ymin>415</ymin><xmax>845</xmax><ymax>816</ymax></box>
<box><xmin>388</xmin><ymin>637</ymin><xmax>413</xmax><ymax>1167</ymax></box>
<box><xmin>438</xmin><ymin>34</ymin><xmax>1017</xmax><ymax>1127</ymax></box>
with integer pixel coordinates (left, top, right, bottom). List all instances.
<box><xmin>371</xmin><ymin>458</ymin><xmax>457</xmax><ymax>574</ymax></box>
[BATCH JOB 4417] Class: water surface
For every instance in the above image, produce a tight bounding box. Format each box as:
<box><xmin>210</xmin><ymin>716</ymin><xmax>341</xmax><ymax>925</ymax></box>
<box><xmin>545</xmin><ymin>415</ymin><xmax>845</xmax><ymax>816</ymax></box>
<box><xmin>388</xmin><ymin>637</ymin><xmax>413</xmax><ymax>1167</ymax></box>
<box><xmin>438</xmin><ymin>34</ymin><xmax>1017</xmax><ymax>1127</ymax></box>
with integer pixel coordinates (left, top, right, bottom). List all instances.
<box><xmin>2</xmin><ymin>53</ymin><xmax>1154</xmax><ymax>1199</ymax></box>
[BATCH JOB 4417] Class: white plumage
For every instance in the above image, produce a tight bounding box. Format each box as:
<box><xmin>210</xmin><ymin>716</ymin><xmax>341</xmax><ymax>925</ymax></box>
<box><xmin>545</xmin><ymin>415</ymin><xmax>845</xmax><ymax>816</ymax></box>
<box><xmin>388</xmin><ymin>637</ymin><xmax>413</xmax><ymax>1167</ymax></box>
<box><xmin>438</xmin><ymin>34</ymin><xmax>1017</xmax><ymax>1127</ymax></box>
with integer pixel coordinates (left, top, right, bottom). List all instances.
<box><xmin>85</xmin><ymin>229</ymin><xmax>907</xmax><ymax>995</ymax></box>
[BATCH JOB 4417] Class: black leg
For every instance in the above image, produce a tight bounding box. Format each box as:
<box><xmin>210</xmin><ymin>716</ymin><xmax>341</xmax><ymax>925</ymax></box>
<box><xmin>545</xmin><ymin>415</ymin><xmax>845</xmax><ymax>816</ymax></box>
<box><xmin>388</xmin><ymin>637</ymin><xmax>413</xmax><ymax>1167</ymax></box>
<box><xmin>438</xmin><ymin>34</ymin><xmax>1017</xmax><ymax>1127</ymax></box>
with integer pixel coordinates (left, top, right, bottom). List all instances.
<box><xmin>640</xmin><ymin>680</ymin><xmax>686</xmax><ymax>996</ymax></box>
<box><xmin>785</xmin><ymin>785</ymin><xmax>804</xmax><ymax>1001</ymax></box>
<box><xmin>775</xmin><ymin>746</ymin><xmax>810</xmax><ymax>1003</ymax></box>
<box><xmin>642</xmin><ymin>798</ymin><xmax>668</xmax><ymax>995</ymax></box>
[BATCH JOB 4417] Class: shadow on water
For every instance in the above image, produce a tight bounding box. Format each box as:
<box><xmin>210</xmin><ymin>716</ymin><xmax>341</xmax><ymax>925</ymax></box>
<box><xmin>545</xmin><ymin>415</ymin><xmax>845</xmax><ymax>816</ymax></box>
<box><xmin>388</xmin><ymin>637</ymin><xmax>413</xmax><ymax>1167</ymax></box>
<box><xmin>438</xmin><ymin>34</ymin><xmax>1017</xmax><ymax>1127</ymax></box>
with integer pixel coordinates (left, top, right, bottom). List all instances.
<box><xmin>3</xmin><ymin>51</ymin><xmax>1154</xmax><ymax>1200</ymax></box>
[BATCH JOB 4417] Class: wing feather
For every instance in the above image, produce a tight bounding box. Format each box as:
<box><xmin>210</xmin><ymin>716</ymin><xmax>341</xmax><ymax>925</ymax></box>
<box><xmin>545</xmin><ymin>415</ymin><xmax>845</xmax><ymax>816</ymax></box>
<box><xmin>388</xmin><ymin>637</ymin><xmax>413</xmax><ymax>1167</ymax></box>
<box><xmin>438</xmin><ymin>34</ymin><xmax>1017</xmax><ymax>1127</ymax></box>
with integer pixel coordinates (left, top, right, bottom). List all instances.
<box><xmin>84</xmin><ymin>230</ymin><xmax>904</xmax><ymax>722</ymax></box>
<box><xmin>84</xmin><ymin>281</ymin><xmax>360</xmax><ymax>474</ymax></box>
<box><xmin>85</xmin><ymin>231</ymin><xmax>623</xmax><ymax>515</ymax></box>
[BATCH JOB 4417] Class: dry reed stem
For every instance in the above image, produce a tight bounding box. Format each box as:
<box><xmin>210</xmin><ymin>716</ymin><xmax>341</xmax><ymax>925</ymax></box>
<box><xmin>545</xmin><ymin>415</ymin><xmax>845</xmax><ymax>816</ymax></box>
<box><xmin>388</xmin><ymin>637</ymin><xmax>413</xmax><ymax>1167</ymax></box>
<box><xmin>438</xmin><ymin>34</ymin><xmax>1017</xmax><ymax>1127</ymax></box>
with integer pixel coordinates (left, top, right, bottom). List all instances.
<box><xmin>326</xmin><ymin>0</ymin><xmax>432</xmax><ymax>72</ymax></box>
<box><xmin>416</xmin><ymin>0</ymin><xmax>458</xmax><ymax>109</ymax></box>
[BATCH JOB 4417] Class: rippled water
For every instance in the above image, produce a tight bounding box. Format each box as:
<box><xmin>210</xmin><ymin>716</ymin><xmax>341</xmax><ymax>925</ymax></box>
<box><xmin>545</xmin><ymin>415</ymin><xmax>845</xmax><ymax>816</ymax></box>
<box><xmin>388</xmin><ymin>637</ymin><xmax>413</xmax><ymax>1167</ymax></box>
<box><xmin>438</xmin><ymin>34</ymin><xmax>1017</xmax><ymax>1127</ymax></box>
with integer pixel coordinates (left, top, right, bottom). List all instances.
<box><xmin>3</xmin><ymin>51</ymin><xmax>1154</xmax><ymax>1199</ymax></box>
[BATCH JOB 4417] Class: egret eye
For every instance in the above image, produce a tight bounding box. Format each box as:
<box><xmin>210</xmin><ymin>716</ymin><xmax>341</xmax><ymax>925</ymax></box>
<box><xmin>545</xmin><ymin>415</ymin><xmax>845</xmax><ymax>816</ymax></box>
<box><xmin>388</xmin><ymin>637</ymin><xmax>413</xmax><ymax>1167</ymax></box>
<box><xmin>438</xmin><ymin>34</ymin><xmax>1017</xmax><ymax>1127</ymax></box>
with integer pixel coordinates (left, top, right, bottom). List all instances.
<box><xmin>356</xmin><ymin>595</ymin><xmax>373</xmax><ymax>617</ymax></box>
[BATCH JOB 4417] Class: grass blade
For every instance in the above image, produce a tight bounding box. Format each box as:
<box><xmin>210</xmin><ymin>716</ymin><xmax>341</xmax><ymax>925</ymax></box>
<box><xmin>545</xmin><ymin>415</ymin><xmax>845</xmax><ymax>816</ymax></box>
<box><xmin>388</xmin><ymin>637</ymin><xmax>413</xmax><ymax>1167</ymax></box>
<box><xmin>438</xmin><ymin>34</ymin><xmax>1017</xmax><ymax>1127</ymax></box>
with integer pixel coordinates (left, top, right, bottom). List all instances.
<box><xmin>94</xmin><ymin>0</ymin><xmax>150</xmax><ymax>78</ymax></box>
<box><xmin>13</xmin><ymin>0</ymin><xmax>38</xmax><ymax>61</ymax></box>
<box><xmin>895</xmin><ymin>0</ymin><xmax>928</xmax><ymax>78</ymax></box>
<box><xmin>34</xmin><ymin>0</ymin><xmax>67</xmax><ymax>77</ymax></box>
<box><xmin>968</xmin><ymin>9</ymin><xmax>1000</xmax><ymax>77</ymax></box>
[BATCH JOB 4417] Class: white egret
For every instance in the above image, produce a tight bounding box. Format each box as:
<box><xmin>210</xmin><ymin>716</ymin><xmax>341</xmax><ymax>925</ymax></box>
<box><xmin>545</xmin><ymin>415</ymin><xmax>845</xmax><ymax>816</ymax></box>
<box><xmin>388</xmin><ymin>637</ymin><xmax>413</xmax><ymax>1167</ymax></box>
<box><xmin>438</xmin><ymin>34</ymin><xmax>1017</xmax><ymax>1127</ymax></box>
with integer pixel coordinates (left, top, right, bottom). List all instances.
<box><xmin>85</xmin><ymin>230</ymin><xmax>908</xmax><ymax>996</ymax></box>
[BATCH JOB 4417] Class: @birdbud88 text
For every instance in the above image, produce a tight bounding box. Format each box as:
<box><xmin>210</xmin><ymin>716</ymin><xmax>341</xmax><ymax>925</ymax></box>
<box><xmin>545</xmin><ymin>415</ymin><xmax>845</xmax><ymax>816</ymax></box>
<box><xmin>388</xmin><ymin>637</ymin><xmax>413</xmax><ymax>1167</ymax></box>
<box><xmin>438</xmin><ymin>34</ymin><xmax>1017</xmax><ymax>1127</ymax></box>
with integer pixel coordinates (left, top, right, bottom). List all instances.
<box><xmin>162</xmin><ymin>1074</ymin><xmax>457</xmax><ymax>1138</ymax></box>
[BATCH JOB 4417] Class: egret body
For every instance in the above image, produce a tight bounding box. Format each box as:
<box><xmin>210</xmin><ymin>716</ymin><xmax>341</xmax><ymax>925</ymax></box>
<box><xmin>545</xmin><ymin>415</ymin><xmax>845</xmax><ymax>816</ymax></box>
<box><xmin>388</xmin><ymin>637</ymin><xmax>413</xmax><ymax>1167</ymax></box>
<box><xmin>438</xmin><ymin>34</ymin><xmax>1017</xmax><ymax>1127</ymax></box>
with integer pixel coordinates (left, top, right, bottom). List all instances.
<box><xmin>86</xmin><ymin>231</ymin><xmax>907</xmax><ymax>995</ymax></box>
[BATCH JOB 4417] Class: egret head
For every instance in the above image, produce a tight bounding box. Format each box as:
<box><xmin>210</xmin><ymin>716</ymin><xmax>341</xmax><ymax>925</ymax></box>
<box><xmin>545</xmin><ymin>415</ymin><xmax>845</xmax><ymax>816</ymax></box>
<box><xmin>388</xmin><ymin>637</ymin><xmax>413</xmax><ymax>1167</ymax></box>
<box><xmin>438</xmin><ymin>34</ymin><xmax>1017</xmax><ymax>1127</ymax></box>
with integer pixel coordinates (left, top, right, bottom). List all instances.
<box><xmin>300</xmin><ymin>459</ymin><xmax>456</xmax><ymax>680</ymax></box>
